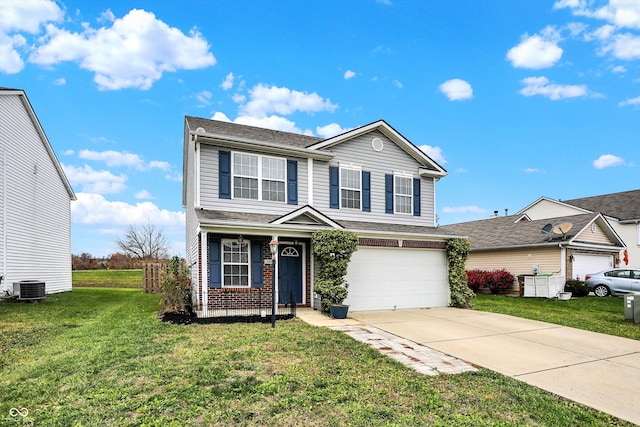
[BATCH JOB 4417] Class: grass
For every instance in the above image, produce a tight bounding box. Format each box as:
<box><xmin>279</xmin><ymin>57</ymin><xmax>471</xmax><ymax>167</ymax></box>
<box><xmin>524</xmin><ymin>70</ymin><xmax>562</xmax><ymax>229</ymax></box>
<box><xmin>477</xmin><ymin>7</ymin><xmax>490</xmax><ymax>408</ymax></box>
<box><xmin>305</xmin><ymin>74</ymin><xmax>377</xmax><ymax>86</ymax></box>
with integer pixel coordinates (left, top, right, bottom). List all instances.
<box><xmin>72</xmin><ymin>269</ymin><xmax>142</xmax><ymax>288</ymax></box>
<box><xmin>0</xmin><ymin>288</ymin><xmax>631</xmax><ymax>426</ymax></box>
<box><xmin>473</xmin><ymin>294</ymin><xmax>640</xmax><ymax>340</ymax></box>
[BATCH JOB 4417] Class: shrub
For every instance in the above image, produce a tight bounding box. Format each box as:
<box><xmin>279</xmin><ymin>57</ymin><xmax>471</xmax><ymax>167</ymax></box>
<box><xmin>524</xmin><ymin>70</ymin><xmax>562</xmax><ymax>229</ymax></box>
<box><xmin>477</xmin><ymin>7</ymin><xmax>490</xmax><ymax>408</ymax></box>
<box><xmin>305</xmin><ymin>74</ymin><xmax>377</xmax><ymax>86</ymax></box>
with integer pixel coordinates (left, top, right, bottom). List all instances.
<box><xmin>564</xmin><ymin>279</ymin><xmax>590</xmax><ymax>297</ymax></box>
<box><xmin>157</xmin><ymin>256</ymin><xmax>192</xmax><ymax>314</ymax></box>
<box><xmin>466</xmin><ymin>269</ymin><xmax>515</xmax><ymax>294</ymax></box>
<box><xmin>312</xmin><ymin>229</ymin><xmax>359</xmax><ymax>314</ymax></box>
<box><xmin>447</xmin><ymin>238</ymin><xmax>475</xmax><ymax>308</ymax></box>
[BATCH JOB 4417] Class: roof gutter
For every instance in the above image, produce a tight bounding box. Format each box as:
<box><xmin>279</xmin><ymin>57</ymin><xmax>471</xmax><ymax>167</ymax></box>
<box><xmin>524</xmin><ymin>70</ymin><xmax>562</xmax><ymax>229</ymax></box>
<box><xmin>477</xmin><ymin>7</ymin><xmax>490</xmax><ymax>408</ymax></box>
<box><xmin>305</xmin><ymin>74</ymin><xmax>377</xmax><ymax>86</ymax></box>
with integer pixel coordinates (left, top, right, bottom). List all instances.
<box><xmin>193</xmin><ymin>132</ymin><xmax>334</xmax><ymax>161</ymax></box>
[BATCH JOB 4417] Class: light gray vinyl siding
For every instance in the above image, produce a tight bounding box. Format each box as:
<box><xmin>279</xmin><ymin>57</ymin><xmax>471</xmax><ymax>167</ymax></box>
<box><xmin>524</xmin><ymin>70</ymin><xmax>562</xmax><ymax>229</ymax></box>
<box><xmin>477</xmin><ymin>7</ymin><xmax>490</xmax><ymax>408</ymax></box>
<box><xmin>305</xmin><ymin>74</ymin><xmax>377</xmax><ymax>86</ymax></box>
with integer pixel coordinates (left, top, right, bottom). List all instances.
<box><xmin>313</xmin><ymin>130</ymin><xmax>436</xmax><ymax>226</ymax></box>
<box><xmin>0</xmin><ymin>94</ymin><xmax>72</xmax><ymax>295</ymax></box>
<box><xmin>184</xmin><ymin>127</ymin><xmax>199</xmax><ymax>273</ymax></box>
<box><xmin>199</xmin><ymin>144</ymin><xmax>309</xmax><ymax>215</ymax></box>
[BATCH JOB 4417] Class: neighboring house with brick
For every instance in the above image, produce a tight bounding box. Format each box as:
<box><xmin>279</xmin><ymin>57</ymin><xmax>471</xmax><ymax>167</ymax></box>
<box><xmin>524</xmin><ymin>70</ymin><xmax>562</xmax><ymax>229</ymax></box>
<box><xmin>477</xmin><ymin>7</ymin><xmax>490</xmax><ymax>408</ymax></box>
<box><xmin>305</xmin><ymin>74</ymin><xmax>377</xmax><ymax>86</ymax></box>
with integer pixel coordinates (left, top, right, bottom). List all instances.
<box><xmin>517</xmin><ymin>190</ymin><xmax>640</xmax><ymax>276</ymax></box>
<box><xmin>439</xmin><ymin>212</ymin><xmax>625</xmax><ymax>285</ymax></box>
<box><xmin>0</xmin><ymin>88</ymin><xmax>76</xmax><ymax>296</ymax></box>
<box><xmin>182</xmin><ymin>117</ymin><xmax>458</xmax><ymax>317</ymax></box>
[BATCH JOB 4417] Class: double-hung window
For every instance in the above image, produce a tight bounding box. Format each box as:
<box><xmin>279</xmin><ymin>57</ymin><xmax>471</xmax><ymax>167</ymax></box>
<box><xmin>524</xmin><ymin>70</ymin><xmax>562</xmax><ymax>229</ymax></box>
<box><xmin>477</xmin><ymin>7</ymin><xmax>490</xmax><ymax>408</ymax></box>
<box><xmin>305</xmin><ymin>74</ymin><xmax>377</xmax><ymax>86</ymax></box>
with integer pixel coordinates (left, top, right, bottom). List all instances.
<box><xmin>340</xmin><ymin>167</ymin><xmax>361</xmax><ymax>209</ymax></box>
<box><xmin>232</xmin><ymin>153</ymin><xmax>285</xmax><ymax>202</ymax></box>
<box><xmin>394</xmin><ymin>174</ymin><xmax>413</xmax><ymax>214</ymax></box>
<box><xmin>222</xmin><ymin>240</ymin><xmax>249</xmax><ymax>287</ymax></box>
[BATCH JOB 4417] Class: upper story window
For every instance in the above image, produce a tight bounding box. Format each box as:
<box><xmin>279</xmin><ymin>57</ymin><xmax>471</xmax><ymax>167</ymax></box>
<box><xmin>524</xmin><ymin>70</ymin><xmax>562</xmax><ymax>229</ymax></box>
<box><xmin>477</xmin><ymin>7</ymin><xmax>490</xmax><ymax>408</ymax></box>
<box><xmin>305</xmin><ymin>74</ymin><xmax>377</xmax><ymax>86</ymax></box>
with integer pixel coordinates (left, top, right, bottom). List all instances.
<box><xmin>340</xmin><ymin>167</ymin><xmax>361</xmax><ymax>209</ymax></box>
<box><xmin>394</xmin><ymin>175</ymin><xmax>413</xmax><ymax>214</ymax></box>
<box><xmin>232</xmin><ymin>153</ymin><xmax>285</xmax><ymax>202</ymax></box>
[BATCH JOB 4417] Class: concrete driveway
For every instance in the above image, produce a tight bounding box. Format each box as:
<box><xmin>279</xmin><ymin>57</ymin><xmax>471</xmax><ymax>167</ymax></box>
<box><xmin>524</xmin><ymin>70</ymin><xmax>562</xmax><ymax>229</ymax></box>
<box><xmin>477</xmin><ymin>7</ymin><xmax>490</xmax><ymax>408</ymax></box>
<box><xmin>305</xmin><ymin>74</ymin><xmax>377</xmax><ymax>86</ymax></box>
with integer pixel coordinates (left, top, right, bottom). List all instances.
<box><xmin>348</xmin><ymin>307</ymin><xmax>640</xmax><ymax>426</ymax></box>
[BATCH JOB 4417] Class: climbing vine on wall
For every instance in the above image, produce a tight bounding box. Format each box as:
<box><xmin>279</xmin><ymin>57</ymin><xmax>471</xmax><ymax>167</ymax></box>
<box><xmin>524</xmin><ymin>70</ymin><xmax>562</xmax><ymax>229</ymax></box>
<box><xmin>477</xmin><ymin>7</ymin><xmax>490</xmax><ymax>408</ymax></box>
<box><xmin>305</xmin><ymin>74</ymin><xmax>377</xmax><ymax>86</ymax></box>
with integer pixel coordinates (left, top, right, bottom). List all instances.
<box><xmin>446</xmin><ymin>238</ymin><xmax>475</xmax><ymax>308</ymax></box>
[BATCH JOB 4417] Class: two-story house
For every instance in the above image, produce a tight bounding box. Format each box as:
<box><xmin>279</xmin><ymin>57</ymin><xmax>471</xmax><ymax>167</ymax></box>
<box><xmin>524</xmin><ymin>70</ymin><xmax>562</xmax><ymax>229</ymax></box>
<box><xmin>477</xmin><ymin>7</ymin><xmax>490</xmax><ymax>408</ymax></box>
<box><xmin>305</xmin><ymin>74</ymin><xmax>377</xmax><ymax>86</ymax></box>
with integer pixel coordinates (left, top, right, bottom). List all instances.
<box><xmin>183</xmin><ymin>117</ymin><xmax>458</xmax><ymax>317</ymax></box>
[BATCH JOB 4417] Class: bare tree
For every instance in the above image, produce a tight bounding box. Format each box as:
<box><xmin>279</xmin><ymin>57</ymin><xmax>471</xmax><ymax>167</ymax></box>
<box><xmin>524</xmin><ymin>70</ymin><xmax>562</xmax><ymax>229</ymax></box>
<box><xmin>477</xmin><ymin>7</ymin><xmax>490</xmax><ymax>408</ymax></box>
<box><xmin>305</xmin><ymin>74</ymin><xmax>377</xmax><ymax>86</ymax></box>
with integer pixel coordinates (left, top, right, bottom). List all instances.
<box><xmin>116</xmin><ymin>223</ymin><xmax>169</xmax><ymax>261</ymax></box>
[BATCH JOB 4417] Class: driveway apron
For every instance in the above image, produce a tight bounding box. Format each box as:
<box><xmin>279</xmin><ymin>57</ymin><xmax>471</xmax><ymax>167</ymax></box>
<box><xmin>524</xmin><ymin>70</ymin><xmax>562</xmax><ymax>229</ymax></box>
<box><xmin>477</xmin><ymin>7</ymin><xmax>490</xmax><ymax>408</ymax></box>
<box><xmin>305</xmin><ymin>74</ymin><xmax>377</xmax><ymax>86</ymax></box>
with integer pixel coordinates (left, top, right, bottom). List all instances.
<box><xmin>349</xmin><ymin>307</ymin><xmax>640</xmax><ymax>426</ymax></box>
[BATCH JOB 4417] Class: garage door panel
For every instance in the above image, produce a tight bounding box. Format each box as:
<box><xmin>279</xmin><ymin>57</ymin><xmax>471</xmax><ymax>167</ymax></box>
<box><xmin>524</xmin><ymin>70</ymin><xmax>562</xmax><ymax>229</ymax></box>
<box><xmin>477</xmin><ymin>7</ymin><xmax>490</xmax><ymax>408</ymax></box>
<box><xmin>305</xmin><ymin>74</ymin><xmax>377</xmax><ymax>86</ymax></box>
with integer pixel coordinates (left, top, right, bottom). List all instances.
<box><xmin>573</xmin><ymin>254</ymin><xmax>613</xmax><ymax>280</ymax></box>
<box><xmin>344</xmin><ymin>247</ymin><xmax>448</xmax><ymax>311</ymax></box>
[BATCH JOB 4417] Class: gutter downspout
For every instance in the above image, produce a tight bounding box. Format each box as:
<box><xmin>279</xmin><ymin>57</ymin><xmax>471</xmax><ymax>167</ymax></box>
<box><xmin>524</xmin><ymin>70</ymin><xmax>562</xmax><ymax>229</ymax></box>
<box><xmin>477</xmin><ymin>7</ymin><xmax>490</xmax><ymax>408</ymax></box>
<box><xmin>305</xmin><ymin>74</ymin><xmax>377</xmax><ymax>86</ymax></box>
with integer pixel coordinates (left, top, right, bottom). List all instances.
<box><xmin>559</xmin><ymin>243</ymin><xmax>567</xmax><ymax>281</ymax></box>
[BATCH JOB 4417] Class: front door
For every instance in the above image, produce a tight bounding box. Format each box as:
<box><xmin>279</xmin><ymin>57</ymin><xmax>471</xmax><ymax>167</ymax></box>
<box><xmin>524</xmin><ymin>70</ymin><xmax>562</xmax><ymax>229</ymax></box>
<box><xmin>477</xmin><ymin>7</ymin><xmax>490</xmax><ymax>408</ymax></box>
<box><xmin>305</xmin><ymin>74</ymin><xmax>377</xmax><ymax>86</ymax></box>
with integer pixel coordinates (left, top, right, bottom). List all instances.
<box><xmin>278</xmin><ymin>244</ymin><xmax>303</xmax><ymax>304</ymax></box>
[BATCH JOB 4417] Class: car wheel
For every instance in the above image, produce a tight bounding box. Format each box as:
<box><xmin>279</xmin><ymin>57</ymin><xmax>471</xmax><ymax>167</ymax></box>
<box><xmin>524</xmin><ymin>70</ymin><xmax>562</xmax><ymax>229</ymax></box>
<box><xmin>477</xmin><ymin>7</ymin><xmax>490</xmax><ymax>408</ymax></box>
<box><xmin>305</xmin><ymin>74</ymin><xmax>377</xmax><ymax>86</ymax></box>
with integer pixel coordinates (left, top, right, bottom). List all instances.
<box><xmin>593</xmin><ymin>285</ymin><xmax>610</xmax><ymax>297</ymax></box>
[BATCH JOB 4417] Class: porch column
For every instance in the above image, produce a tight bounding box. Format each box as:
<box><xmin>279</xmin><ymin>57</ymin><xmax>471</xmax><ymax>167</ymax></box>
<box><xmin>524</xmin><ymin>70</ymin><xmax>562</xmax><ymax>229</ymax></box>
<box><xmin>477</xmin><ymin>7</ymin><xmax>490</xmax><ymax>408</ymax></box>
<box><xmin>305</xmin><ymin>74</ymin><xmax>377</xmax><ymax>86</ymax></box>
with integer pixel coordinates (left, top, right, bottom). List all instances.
<box><xmin>201</xmin><ymin>231</ymin><xmax>209</xmax><ymax>317</ymax></box>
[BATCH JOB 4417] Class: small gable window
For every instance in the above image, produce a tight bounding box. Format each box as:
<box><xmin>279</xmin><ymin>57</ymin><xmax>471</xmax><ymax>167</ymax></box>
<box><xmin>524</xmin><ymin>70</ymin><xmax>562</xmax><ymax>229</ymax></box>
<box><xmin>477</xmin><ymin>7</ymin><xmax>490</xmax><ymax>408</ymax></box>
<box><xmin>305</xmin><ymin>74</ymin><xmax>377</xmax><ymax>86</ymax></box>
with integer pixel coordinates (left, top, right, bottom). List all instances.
<box><xmin>340</xmin><ymin>167</ymin><xmax>361</xmax><ymax>209</ymax></box>
<box><xmin>394</xmin><ymin>175</ymin><xmax>413</xmax><ymax>215</ymax></box>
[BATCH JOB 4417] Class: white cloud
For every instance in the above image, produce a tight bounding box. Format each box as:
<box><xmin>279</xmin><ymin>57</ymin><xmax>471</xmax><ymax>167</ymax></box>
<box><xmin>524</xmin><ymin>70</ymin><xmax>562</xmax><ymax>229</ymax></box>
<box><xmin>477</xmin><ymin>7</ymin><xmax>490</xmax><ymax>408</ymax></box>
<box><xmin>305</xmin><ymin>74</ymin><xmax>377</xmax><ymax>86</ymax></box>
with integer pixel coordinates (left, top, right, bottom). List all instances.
<box><xmin>63</xmin><ymin>164</ymin><xmax>127</xmax><ymax>194</ymax></box>
<box><xmin>393</xmin><ymin>80</ymin><xmax>403</xmax><ymax>88</ymax></box>
<box><xmin>376</xmin><ymin>0</ymin><xmax>393</xmax><ymax>5</ymax></box>
<box><xmin>316</xmin><ymin>123</ymin><xmax>349</xmax><ymax>138</ymax></box>
<box><xmin>612</xmin><ymin>65</ymin><xmax>627</xmax><ymax>73</ymax></box>
<box><xmin>239</xmin><ymin>83</ymin><xmax>338</xmax><ymax>117</ymax></box>
<box><xmin>0</xmin><ymin>0</ymin><xmax>64</xmax><ymax>33</ymax></box>
<box><xmin>344</xmin><ymin>70</ymin><xmax>356</xmax><ymax>79</ymax></box>
<box><xmin>53</xmin><ymin>77</ymin><xmax>66</xmax><ymax>85</ymax></box>
<box><xmin>0</xmin><ymin>34</ymin><xmax>27</xmax><ymax>74</ymax></box>
<box><xmin>519</xmin><ymin>76</ymin><xmax>588</xmax><ymax>100</ymax></box>
<box><xmin>558</xmin><ymin>0</ymin><xmax>640</xmax><ymax>30</ymax></box>
<box><xmin>506</xmin><ymin>28</ymin><xmax>563</xmax><ymax>69</ymax></box>
<box><xmin>63</xmin><ymin>149</ymin><xmax>74</xmax><ymax>156</ymax></box>
<box><xmin>194</xmin><ymin>90</ymin><xmax>212</xmax><ymax>107</ymax></box>
<box><xmin>418</xmin><ymin>145</ymin><xmax>447</xmax><ymax>164</ymax></box>
<box><xmin>78</xmin><ymin>149</ymin><xmax>170</xmax><ymax>171</ymax></box>
<box><xmin>593</xmin><ymin>154</ymin><xmax>625</xmax><ymax>169</ymax></box>
<box><xmin>211</xmin><ymin>111</ymin><xmax>231</xmax><ymax>122</ymax></box>
<box><xmin>601</xmin><ymin>33</ymin><xmax>640</xmax><ymax>60</ymax></box>
<box><xmin>619</xmin><ymin>95</ymin><xmax>640</xmax><ymax>106</ymax></box>
<box><xmin>233</xmin><ymin>114</ymin><xmax>313</xmax><ymax>135</ymax></box>
<box><xmin>134</xmin><ymin>189</ymin><xmax>154</xmax><ymax>199</ymax></box>
<box><xmin>439</xmin><ymin>79</ymin><xmax>473</xmax><ymax>101</ymax></box>
<box><xmin>442</xmin><ymin>206</ymin><xmax>487</xmax><ymax>214</ymax></box>
<box><xmin>524</xmin><ymin>168</ymin><xmax>542</xmax><ymax>173</ymax></box>
<box><xmin>71</xmin><ymin>192</ymin><xmax>185</xmax><ymax>226</ymax></box>
<box><xmin>29</xmin><ymin>9</ymin><xmax>216</xmax><ymax>90</ymax></box>
<box><xmin>220</xmin><ymin>72</ymin><xmax>234</xmax><ymax>90</ymax></box>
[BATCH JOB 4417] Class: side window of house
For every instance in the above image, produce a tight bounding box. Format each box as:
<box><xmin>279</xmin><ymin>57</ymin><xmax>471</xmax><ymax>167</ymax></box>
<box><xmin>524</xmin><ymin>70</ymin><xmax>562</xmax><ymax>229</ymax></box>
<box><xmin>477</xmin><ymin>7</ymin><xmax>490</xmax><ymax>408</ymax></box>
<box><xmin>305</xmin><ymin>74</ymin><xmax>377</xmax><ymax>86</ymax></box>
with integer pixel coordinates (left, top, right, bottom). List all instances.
<box><xmin>340</xmin><ymin>167</ymin><xmax>361</xmax><ymax>209</ymax></box>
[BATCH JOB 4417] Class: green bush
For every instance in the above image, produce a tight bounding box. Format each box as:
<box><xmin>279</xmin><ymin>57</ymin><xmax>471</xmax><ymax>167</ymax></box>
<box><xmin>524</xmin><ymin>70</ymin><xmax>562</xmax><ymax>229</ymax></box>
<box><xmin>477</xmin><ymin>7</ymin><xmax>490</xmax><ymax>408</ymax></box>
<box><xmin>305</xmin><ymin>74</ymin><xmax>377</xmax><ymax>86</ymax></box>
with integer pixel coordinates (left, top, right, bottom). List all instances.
<box><xmin>312</xmin><ymin>229</ymin><xmax>359</xmax><ymax>314</ymax></box>
<box><xmin>564</xmin><ymin>279</ymin><xmax>590</xmax><ymax>297</ymax></box>
<box><xmin>447</xmin><ymin>238</ymin><xmax>475</xmax><ymax>308</ymax></box>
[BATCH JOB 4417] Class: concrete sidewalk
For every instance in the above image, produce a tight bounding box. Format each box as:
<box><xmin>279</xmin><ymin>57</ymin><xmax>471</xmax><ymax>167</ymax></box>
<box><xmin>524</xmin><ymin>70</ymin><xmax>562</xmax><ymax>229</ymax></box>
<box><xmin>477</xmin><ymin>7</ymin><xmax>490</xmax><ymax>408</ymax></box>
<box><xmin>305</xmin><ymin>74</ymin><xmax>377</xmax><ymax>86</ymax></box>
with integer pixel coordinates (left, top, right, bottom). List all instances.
<box><xmin>297</xmin><ymin>307</ymin><xmax>640</xmax><ymax>425</ymax></box>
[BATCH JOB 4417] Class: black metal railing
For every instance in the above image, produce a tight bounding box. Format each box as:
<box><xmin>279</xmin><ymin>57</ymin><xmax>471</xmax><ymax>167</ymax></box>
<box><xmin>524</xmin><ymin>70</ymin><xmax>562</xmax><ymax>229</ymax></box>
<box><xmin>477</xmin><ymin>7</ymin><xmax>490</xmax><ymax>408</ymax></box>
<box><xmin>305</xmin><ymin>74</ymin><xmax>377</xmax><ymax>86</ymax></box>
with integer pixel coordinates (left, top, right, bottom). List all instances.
<box><xmin>198</xmin><ymin>289</ymin><xmax>296</xmax><ymax>323</ymax></box>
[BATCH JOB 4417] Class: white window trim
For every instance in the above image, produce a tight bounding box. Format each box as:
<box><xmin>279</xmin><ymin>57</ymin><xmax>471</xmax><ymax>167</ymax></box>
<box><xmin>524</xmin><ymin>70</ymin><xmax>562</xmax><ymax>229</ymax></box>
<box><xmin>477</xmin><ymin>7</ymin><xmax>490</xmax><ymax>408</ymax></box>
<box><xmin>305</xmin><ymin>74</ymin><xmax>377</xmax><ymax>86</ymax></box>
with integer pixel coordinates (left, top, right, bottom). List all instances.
<box><xmin>394</xmin><ymin>173</ymin><xmax>413</xmax><ymax>215</ymax></box>
<box><xmin>221</xmin><ymin>239</ymin><xmax>251</xmax><ymax>288</ymax></box>
<box><xmin>339</xmin><ymin>165</ymin><xmax>362</xmax><ymax>210</ymax></box>
<box><xmin>231</xmin><ymin>152</ymin><xmax>287</xmax><ymax>202</ymax></box>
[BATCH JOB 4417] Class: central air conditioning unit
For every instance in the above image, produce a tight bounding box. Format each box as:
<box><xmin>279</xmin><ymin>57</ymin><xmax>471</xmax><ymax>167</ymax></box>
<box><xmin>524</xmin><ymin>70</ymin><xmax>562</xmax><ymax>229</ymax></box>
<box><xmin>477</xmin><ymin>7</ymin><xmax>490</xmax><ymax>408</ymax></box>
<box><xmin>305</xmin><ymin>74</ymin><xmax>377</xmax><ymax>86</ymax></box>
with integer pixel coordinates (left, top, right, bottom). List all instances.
<box><xmin>13</xmin><ymin>280</ymin><xmax>46</xmax><ymax>301</ymax></box>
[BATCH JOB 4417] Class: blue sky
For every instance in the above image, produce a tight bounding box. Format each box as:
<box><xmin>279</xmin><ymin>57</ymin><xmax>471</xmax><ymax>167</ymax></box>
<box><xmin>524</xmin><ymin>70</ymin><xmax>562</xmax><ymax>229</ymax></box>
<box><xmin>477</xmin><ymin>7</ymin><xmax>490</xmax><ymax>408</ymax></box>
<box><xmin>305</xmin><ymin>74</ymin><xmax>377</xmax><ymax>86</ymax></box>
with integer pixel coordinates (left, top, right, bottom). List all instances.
<box><xmin>2</xmin><ymin>0</ymin><xmax>639</xmax><ymax>257</ymax></box>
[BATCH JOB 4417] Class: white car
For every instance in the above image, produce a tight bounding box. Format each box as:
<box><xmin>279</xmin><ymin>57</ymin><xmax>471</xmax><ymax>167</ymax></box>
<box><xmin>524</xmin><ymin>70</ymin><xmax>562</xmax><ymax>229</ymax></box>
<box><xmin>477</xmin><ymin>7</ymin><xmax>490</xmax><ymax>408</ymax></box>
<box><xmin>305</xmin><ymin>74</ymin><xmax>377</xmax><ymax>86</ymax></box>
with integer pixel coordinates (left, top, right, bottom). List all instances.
<box><xmin>584</xmin><ymin>268</ymin><xmax>640</xmax><ymax>297</ymax></box>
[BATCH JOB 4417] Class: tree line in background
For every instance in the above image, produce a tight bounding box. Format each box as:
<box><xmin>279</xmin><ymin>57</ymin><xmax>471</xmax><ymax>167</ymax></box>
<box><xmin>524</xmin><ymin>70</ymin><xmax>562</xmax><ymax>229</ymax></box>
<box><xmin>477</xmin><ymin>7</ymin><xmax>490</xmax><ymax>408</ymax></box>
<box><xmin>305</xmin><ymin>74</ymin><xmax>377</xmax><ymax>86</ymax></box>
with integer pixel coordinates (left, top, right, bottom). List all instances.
<box><xmin>73</xmin><ymin>223</ymin><xmax>170</xmax><ymax>270</ymax></box>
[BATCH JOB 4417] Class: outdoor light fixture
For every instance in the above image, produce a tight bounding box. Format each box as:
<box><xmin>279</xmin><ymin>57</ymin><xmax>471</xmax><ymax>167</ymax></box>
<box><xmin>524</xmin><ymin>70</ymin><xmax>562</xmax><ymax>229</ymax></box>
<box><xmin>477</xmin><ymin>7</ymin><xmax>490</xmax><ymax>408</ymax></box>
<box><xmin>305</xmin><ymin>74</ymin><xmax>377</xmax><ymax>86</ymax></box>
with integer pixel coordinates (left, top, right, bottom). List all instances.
<box><xmin>269</xmin><ymin>238</ymin><xmax>278</xmax><ymax>328</ymax></box>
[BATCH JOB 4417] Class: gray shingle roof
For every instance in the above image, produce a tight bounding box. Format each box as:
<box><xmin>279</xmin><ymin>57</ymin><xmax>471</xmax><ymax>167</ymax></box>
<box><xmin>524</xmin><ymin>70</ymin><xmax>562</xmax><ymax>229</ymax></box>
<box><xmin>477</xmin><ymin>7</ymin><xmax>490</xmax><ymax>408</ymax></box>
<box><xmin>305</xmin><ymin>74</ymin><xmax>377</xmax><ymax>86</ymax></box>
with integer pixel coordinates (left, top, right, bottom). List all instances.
<box><xmin>196</xmin><ymin>208</ymin><xmax>458</xmax><ymax>238</ymax></box>
<box><xmin>439</xmin><ymin>213</ymin><xmax>603</xmax><ymax>250</ymax></box>
<box><xmin>185</xmin><ymin>116</ymin><xmax>321</xmax><ymax>148</ymax></box>
<box><xmin>562</xmin><ymin>189</ymin><xmax>640</xmax><ymax>221</ymax></box>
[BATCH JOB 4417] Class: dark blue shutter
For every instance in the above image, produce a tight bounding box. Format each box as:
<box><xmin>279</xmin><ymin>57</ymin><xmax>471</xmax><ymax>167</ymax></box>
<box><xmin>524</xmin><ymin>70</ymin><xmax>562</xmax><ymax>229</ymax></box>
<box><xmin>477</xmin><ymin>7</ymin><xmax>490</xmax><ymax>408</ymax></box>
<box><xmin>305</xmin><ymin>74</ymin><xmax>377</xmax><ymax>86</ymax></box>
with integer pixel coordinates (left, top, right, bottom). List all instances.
<box><xmin>251</xmin><ymin>241</ymin><xmax>264</xmax><ymax>288</ymax></box>
<box><xmin>385</xmin><ymin>174</ymin><xmax>394</xmax><ymax>214</ymax></box>
<box><xmin>287</xmin><ymin>160</ymin><xmax>298</xmax><ymax>205</ymax></box>
<box><xmin>413</xmin><ymin>178</ymin><xmax>421</xmax><ymax>217</ymax></box>
<box><xmin>219</xmin><ymin>151</ymin><xmax>231</xmax><ymax>199</ymax></box>
<box><xmin>208</xmin><ymin>237</ymin><xmax>221</xmax><ymax>288</ymax></box>
<box><xmin>329</xmin><ymin>166</ymin><xmax>339</xmax><ymax>209</ymax></box>
<box><xmin>362</xmin><ymin>171</ymin><xmax>371</xmax><ymax>212</ymax></box>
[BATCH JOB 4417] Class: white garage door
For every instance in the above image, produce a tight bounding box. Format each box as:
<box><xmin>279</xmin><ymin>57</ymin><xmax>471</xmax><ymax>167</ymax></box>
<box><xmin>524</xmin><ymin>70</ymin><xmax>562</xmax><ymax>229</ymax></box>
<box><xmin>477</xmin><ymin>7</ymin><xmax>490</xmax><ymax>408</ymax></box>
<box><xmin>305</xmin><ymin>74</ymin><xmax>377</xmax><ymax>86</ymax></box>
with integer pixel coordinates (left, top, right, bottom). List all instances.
<box><xmin>344</xmin><ymin>247</ymin><xmax>449</xmax><ymax>311</ymax></box>
<box><xmin>573</xmin><ymin>254</ymin><xmax>613</xmax><ymax>280</ymax></box>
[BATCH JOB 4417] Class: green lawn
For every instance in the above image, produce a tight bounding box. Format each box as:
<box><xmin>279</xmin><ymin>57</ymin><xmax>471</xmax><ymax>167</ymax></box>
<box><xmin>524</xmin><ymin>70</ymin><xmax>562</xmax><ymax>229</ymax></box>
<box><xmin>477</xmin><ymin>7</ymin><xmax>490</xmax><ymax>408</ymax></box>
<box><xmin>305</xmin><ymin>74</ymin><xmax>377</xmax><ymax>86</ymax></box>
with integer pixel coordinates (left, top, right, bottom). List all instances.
<box><xmin>72</xmin><ymin>269</ymin><xmax>142</xmax><ymax>288</ymax></box>
<box><xmin>474</xmin><ymin>294</ymin><xmax>640</xmax><ymax>340</ymax></box>
<box><xmin>0</xmin><ymin>289</ymin><xmax>631</xmax><ymax>426</ymax></box>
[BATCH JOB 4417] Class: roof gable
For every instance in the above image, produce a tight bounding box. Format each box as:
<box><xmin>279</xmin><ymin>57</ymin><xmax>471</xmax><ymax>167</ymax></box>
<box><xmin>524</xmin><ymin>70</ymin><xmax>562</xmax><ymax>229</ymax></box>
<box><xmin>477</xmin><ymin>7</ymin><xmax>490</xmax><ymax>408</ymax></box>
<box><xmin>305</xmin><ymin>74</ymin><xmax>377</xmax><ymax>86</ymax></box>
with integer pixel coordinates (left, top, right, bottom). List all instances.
<box><xmin>516</xmin><ymin>196</ymin><xmax>589</xmax><ymax>220</ymax></box>
<box><xmin>0</xmin><ymin>89</ymin><xmax>76</xmax><ymax>201</ymax></box>
<box><xmin>308</xmin><ymin>120</ymin><xmax>447</xmax><ymax>178</ymax></box>
<box><xmin>270</xmin><ymin>205</ymin><xmax>343</xmax><ymax>229</ymax></box>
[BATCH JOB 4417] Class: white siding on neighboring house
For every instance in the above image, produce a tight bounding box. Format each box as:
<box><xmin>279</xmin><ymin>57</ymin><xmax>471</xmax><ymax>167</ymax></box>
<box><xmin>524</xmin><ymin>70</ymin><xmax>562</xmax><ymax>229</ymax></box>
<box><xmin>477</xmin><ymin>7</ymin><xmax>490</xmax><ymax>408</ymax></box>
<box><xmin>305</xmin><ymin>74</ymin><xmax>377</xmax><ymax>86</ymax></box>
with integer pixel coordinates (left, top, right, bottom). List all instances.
<box><xmin>312</xmin><ymin>130</ymin><xmax>437</xmax><ymax>226</ymax></box>
<box><xmin>467</xmin><ymin>247</ymin><xmax>561</xmax><ymax>277</ymax></box>
<box><xmin>609</xmin><ymin>221</ymin><xmax>639</xmax><ymax>266</ymax></box>
<box><xmin>0</xmin><ymin>92</ymin><xmax>74</xmax><ymax>295</ymax></box>
<box><xmin>522</xmin><ymin>199</ymin><xmax>587</xmax><ymax>220</ymax></box>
